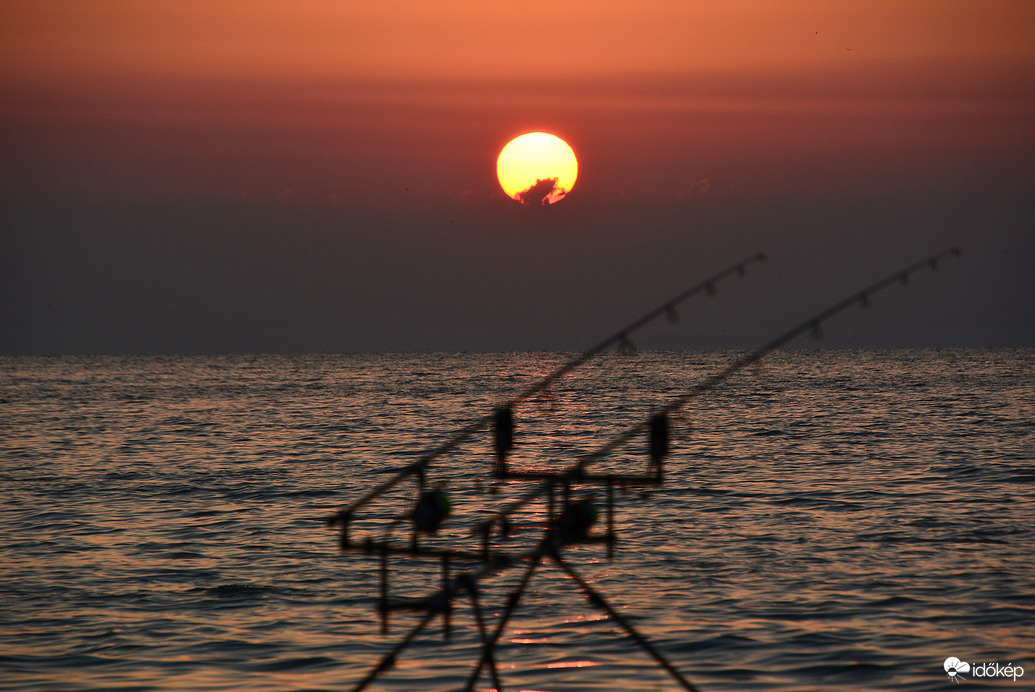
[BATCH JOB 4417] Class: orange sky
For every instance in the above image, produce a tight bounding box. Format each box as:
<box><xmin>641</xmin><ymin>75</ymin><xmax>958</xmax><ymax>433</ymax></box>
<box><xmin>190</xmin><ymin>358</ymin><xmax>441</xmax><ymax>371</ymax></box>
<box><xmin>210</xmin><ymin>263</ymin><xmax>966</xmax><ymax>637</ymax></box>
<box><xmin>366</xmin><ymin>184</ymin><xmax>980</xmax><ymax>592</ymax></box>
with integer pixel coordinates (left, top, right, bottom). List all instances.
<box><xmin>3</xmin><ymin>0</ymin><xmax>1032</xmax><ymax>205</ymax></box>
<box><xmin>4</xmin><ymin>1</ymin><xmax>1032</xmax><ymax>82</ymax></box>
<box><xmin>3</xmin><ymin>0</ymin><xmax>1031</xmax><ymax>207</ymax></box>
<box><xmin>1</xmin><ymin>1</ymin><xmax>1033</xmax><ymax>352</ymax></box>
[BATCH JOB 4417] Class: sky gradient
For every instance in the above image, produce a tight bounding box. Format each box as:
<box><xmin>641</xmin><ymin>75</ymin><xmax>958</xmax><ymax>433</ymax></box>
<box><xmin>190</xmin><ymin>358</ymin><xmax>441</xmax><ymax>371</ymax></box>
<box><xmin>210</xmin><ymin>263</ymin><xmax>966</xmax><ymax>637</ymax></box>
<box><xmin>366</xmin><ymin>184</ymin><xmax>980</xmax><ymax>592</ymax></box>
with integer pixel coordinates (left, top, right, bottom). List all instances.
<box><xmin>2</xmin><ymin>1</ymin><xmax>1033</xmax><ymax>353</ymax></box>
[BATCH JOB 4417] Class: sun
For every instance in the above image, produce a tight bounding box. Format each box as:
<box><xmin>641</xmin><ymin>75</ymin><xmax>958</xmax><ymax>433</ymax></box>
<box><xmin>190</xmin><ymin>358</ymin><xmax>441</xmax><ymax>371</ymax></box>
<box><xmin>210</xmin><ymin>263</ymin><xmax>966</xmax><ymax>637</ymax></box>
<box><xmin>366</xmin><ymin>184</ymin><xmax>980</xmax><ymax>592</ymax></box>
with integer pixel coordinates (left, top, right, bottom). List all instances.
<box><xmin>496</xmin><ymin>132</ymin><xmax>578</xmax><ymax>205</ymax></box>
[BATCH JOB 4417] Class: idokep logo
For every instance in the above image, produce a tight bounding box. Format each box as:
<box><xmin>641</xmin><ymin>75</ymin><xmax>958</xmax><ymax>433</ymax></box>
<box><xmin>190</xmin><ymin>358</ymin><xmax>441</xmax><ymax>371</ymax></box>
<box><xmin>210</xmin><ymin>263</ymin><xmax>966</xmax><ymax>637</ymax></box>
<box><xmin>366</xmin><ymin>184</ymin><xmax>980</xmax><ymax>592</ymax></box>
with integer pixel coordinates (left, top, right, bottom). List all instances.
<box><xmin>944</xmin><ymin>657</ymin><xmax>970</xmax><ymax>683</ymax></box>
<box><xmin>943</xmin><ymin>656</ymin><xmax>1025</xmax><ymax>683</ymax></box>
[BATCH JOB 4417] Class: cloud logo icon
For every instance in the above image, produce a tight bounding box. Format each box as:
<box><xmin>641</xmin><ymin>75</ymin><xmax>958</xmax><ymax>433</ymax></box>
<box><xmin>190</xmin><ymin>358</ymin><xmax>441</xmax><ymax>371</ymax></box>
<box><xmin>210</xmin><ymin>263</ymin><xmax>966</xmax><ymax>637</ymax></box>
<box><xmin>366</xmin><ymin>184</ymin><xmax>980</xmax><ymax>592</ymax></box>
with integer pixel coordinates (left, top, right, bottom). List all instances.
<box><xmin>944</xmin><ymin>657</ymin><xmax>970</xmax><ymax>683</ymax></box>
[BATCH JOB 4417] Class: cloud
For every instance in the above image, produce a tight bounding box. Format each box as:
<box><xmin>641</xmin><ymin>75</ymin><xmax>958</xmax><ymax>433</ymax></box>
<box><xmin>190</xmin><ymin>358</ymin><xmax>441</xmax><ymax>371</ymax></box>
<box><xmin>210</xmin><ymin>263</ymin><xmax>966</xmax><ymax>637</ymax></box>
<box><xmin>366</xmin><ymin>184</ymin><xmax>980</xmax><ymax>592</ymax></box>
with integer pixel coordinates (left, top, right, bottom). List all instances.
<box><xmin>453</xmin><ymin>189</ymin><xmax>475</xmax><ymax>204</ymax></box>
<box><xmin>516</xmin><ymin>177</ymin><xmax>564</xmax><ymax>206</ymax></box>
<box><xmin>679</xmin><ymin>178</ymin><xmax>711</xmax><ymax>199</ymax></box>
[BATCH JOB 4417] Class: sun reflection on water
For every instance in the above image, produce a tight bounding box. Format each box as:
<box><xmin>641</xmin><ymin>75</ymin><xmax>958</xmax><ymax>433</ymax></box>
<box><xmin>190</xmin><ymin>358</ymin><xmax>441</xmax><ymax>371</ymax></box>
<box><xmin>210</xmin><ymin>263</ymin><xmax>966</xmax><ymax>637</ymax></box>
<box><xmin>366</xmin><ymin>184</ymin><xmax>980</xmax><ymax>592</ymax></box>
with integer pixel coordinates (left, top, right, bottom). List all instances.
<box><xmin>1</xmin><ymin>350</ymin><xmax>1031</xmax><ymax>690</ymax></box>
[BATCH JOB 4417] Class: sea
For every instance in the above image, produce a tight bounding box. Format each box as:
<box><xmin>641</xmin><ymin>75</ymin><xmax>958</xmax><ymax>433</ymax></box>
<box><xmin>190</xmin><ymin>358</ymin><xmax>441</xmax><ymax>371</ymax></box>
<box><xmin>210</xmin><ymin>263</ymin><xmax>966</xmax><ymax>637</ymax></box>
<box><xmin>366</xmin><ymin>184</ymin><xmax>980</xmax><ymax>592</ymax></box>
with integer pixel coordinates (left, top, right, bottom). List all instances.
<box><xmin>1</xmin><ymin>349</ymin><xmax>1032</xmax><ymax>692</ymax></box>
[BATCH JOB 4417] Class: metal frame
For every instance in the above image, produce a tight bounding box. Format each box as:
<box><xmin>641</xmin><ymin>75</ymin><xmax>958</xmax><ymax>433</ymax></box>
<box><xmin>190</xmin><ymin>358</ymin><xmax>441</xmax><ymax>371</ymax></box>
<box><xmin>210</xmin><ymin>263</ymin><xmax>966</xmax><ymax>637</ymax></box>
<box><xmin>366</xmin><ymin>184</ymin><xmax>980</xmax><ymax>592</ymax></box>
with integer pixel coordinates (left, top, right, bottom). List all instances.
<box><xmin>320</xmin><ymin>248</ymin><xmax>960</xmax><ymax>692</ymax></box>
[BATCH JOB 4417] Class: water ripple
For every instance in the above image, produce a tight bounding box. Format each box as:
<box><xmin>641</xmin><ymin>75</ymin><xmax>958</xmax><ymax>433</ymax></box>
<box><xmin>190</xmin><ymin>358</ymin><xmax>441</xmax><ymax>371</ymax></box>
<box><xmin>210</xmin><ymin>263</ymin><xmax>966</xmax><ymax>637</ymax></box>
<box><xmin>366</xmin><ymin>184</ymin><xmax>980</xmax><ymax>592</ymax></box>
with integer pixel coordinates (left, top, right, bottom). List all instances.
<box><xmin>0</xmin><ymin>350</ymin><xmax>1031</xmax><ymax>690</ymax></box>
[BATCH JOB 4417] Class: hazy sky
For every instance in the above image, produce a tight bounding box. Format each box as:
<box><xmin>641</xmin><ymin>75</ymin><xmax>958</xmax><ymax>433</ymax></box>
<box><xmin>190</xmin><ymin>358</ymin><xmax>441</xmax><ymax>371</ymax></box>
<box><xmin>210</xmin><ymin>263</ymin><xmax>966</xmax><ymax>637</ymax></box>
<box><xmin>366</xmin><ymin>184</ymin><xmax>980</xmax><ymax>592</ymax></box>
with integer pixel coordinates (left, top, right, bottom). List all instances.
<box><xmin>2</xmin><ymin>1</ymin><xmax>1033</xmax><ymax>354</ymax></box>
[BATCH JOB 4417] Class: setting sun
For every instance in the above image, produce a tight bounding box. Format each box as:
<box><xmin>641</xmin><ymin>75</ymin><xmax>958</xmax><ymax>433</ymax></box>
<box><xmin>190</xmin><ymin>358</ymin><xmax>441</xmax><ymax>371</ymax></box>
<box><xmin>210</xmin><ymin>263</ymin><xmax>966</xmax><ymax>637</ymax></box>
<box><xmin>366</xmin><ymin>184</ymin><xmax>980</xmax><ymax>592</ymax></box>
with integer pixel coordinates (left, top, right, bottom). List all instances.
<box><xmin>496</xmin><ymin>132</ymin><xmax>578</xmax><ymax>205</ymax></box>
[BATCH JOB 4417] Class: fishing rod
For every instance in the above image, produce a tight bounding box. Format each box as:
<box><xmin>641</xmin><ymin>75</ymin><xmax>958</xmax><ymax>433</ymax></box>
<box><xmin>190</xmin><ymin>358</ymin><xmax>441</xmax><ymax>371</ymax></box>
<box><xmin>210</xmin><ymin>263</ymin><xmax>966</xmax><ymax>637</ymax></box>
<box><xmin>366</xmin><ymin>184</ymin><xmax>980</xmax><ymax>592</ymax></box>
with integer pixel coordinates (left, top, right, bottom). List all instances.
<box><xmin>478</xmin><ymin>247</ymin><xmax>963</xmax><ymax>532</ymax></box>
<box><xmin>339</xmin><ymin>247</ymin><xmax>960</xmax><ymax>692</ymax></box>
<box><xmin>501</xmin><ymin>251</ymin><xmax>768</xmax><ymax>403</ymax></box>
<box><xmin>325</xmin><ymin>252</ymin><xmax>767</xmax><ymax>527</ymax></box>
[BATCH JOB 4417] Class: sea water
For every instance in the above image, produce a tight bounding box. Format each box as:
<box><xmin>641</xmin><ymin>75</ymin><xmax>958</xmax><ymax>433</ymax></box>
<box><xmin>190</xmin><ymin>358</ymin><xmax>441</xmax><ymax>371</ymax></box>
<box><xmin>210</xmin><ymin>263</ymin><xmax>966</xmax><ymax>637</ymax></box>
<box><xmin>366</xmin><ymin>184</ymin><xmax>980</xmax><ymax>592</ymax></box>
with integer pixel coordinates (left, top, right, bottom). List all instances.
<box><xmin>1</xmin><ymin>350</ymin><xmax>1032</xmax><ymax>691</ymax></box>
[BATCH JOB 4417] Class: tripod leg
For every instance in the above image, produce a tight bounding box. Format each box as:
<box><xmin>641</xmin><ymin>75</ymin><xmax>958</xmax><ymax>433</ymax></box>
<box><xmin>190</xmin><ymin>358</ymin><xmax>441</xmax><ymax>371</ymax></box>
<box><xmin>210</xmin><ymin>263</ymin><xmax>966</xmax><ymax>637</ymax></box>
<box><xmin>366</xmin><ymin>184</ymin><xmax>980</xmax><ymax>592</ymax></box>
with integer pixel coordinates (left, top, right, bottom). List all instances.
<box><xmin>442</xmin><ymin>556</ymin><xmax>452</xmax><ymax>640</ymax></box>
<box><xmin>466</xmin><ymin>579</ymin><xmax>505</xmax><ymax>692</ymax></box>
<box><xmin>353</xmin><ymin>609</ymin><xmax>437</xmax><ymax>692</ymax></box>
<box><xmin>462</xmin><ymin>544</ymin><xmax>546</xmax><ymax>692</ymax></box>
<box><xmin>552</xmin><ymin>554</ymin><xmax>701</xmax><ymax>692</ymax></box>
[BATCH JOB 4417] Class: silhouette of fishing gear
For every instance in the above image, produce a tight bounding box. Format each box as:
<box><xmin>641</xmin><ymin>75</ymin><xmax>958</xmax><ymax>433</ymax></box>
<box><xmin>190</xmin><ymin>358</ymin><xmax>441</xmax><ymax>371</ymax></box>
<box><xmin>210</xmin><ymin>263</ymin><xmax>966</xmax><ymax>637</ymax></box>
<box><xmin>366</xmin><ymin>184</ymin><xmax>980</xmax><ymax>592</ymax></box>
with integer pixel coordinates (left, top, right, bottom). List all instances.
<box><xmin>321</xmin><ymin>248</ymin><xmax>960</xmax><ymax>692</ymax></box>
<box><xmin>325</xmin><ymin>252</ymin><xmax>767</xmax><ymax>533</ymax></box>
